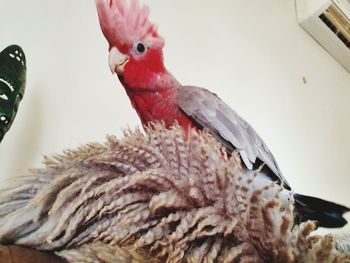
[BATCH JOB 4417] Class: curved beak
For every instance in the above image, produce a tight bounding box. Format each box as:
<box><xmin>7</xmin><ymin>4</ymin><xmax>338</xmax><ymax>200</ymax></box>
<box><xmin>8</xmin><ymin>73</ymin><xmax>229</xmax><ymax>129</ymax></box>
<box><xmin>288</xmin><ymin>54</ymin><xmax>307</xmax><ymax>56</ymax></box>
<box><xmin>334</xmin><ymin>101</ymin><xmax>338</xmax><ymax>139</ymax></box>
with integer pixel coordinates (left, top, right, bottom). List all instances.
<box><xmin>108</xmin><ymin>47</ymin><xmax>129</xmax><ymax>75</ymax></box>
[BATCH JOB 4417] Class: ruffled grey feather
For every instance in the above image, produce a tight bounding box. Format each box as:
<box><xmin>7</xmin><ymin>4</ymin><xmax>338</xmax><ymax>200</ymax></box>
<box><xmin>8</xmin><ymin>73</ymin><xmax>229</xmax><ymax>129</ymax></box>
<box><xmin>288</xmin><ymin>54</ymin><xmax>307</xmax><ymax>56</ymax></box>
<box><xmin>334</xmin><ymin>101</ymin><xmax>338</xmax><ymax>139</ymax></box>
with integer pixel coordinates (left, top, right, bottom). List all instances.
<box><xmin>0</xmin><ymin>124</ymin><xmax>348</xmax><ymax>262</ymax></box>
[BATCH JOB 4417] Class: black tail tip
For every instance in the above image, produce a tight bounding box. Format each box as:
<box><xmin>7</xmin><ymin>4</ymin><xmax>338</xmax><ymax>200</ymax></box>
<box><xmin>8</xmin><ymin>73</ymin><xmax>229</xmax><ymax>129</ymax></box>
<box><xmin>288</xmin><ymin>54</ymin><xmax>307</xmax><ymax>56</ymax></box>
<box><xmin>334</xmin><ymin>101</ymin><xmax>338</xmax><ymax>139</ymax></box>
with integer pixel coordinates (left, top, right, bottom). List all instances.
<box><xmin>294</xmin><ymin>193</ymin><xmax>350</xmax><ymax>228</ymax></box>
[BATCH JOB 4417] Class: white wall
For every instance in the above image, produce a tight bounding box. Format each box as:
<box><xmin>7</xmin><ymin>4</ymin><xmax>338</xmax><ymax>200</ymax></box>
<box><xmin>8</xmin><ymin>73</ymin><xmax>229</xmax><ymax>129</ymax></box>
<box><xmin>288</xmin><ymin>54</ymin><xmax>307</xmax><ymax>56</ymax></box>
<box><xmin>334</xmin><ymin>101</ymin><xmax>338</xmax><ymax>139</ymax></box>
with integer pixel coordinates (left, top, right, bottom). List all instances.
<box><xmin>0</xmin><ymin>0</ymin><xmax>349</xmax><ymax>232</ymax></box>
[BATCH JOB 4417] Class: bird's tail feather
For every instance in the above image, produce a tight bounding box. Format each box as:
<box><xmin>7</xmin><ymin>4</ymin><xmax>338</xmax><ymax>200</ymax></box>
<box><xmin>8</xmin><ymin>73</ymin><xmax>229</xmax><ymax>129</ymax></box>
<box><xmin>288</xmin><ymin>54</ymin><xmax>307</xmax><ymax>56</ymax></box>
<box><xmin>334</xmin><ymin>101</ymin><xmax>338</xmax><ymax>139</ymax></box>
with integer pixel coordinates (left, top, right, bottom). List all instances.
<box><xmin>294</xmin><ymin>193</ymin><xmax>350</xmax><ymax>228</ymax></box>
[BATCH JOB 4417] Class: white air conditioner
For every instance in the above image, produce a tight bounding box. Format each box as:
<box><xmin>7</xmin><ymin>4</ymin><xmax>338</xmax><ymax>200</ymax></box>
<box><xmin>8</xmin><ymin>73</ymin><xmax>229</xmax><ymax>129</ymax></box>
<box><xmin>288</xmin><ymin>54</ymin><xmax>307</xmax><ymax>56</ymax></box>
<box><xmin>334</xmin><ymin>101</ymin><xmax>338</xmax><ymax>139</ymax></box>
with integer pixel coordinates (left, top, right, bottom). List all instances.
<box><xmin>296</xmin><ymin>0</ymin><xmax>350</xmax><ymax>72</ymax></box>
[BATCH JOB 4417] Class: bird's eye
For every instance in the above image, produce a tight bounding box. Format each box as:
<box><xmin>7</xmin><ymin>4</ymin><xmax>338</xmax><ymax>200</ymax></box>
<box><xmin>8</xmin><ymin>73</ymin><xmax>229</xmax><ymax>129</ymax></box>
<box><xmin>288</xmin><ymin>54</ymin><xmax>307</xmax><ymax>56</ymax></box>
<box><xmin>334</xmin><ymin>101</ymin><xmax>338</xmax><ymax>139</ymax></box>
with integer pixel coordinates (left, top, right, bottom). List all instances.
<box><xmin>136</xmin><ymin>42</ymin><xmax>146</xmax><ymax>53</ymax></box>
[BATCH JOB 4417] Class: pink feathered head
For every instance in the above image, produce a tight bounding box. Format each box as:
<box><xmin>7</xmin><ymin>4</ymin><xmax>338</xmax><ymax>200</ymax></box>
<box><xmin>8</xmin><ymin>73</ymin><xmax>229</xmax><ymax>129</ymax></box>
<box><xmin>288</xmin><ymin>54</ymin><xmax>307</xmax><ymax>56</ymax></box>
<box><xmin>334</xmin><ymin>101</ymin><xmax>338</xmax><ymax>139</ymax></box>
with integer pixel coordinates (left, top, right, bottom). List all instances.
<box><xmin>96</xmin><ymin>0</ymin><xmax>164</xmax><ymax>52</ymax></box>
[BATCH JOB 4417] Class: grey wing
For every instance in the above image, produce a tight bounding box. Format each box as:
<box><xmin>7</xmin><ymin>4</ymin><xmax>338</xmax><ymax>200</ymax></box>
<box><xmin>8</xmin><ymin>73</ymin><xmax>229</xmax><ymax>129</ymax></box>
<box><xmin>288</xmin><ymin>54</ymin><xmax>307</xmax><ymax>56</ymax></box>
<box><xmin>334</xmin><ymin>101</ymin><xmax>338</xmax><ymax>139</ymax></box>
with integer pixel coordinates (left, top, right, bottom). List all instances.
<box><xmin>177</xmin><ymin>85</ymin><xmax>290</xmax><ymax>189</ymax></box>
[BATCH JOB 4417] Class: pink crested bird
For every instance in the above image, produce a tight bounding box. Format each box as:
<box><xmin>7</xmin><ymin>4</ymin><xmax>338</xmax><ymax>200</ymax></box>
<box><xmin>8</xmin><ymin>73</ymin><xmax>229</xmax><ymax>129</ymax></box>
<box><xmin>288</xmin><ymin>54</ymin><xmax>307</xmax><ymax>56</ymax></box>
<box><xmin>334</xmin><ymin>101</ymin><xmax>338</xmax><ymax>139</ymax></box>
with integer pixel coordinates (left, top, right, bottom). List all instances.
<box><xmin>95</xmin><ymin>0</ymin><xmax>349</xmax><ymax>228</ymax></box>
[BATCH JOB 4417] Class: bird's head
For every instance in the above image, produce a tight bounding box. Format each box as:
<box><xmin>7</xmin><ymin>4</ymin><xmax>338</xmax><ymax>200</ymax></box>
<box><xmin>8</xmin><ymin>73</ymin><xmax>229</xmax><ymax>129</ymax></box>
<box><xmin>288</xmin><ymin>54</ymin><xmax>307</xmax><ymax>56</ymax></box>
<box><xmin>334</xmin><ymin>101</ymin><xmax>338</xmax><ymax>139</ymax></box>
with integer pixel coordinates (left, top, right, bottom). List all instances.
<box><xmin>96</xmin><ymin>0</ymin><xmax>166</xmax><ymax>89</ymax></box>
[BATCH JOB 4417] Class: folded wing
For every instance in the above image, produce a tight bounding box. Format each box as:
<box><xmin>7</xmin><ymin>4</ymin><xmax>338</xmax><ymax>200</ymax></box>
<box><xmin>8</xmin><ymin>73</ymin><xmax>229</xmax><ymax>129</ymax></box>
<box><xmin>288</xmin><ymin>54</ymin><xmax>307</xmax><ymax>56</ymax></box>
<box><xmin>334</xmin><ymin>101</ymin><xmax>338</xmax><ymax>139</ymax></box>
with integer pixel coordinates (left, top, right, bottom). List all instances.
<box><xmin>177</xmin><ymin>85</ymin><xmax>290</xmax><ymax>189</ymax></box>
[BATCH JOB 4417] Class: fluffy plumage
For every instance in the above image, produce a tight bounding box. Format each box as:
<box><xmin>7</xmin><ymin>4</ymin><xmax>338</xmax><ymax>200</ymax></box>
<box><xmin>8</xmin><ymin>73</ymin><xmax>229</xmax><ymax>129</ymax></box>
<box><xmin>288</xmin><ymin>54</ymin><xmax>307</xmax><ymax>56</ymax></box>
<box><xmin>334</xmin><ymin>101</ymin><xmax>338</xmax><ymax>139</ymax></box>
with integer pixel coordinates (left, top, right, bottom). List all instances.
<box><xmin>0</xmin><ymin>124</ymin><xmax>349</xmax><ymax>262</ymax></box>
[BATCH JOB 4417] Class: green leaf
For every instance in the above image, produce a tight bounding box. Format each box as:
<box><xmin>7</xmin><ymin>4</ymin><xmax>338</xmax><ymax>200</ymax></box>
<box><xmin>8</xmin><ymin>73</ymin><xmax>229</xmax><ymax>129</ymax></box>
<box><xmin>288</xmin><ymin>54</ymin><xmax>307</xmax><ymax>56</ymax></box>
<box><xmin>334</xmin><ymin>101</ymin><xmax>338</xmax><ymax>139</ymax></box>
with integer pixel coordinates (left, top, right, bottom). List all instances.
<box><xmin>0</xmin><ymin>45</ymin><xmax>26</xmax><ymax>143</ymax></box>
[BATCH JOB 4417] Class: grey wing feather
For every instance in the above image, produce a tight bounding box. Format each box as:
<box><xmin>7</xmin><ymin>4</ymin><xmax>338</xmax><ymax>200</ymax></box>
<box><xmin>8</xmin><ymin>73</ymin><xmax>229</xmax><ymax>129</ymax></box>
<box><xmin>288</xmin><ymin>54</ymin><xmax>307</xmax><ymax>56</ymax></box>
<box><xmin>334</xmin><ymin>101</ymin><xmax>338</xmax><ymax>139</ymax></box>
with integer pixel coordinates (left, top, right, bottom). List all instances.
<box><xmin>177</xmin><ymin>85</ymin><xmax>290</xmax><ymax>188</ymax></box>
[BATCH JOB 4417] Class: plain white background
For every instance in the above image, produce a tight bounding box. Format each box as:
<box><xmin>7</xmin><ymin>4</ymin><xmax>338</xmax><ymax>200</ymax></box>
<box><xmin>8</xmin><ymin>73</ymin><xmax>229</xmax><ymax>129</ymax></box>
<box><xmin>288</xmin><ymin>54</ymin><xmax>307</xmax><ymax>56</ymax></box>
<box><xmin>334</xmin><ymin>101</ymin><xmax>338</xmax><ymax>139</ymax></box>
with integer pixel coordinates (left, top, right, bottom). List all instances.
<box><xmin>0</xmin><ymin>0</ymin><xmax>349</xmax><ymax>232</ymax></box>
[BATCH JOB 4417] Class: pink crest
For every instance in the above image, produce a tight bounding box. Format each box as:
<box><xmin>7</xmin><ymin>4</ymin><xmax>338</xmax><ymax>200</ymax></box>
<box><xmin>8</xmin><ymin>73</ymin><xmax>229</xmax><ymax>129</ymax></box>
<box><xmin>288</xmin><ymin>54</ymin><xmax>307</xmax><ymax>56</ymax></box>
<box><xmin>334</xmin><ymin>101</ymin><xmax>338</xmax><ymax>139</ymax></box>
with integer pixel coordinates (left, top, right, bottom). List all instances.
<box><xmin>96</xmin><ymin>0</ymin><xmax>164</xmax><ymax>51</ymax></box>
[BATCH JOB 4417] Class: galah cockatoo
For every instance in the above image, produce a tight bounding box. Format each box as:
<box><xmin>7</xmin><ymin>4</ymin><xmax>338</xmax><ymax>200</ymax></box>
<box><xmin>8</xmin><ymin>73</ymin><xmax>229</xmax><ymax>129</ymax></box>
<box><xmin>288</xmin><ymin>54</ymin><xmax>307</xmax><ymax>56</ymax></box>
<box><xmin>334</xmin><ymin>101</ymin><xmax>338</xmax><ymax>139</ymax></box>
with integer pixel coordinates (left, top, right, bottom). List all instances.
<box><xmin>95</xmin><ymin>0</ymin><xmax>349</xmax><ymax>228</ymax></box>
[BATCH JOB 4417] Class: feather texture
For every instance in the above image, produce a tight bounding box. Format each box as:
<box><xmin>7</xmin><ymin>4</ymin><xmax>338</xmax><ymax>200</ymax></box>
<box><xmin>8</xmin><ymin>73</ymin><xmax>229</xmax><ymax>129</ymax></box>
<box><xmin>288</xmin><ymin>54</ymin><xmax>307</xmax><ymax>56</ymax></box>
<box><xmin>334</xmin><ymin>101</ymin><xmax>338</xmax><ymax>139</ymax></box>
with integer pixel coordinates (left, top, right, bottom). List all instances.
<box><xmin>0</xmin><ymin>124</ymin><xmax>349</xmax><ymax>262</ymax></box>
<box><xmin>176</xmin><ymin>86</ymin><xmax>289</xmax><ymax>189</ymax></box>
<box><xmin>96</xmin><ymin>0</ymin><xmax>164</xmax><ymax>51</ymax></box>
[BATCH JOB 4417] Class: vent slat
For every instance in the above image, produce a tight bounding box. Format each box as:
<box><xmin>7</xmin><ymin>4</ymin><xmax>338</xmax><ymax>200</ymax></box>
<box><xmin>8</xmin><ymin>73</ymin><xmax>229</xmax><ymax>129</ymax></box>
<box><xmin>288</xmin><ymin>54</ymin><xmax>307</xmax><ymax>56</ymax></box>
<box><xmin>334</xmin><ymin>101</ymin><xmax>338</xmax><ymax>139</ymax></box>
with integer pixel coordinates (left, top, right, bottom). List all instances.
<box><xmin>320</xmin><ymin>3</ymin><xmax>350</xmax><ymax>49</ymax></box>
